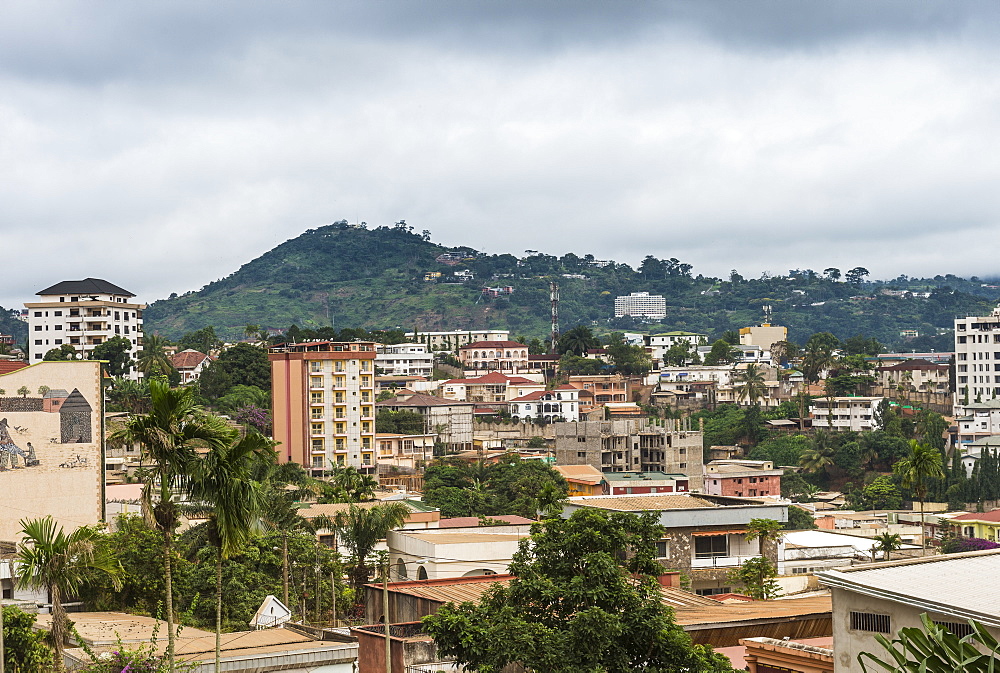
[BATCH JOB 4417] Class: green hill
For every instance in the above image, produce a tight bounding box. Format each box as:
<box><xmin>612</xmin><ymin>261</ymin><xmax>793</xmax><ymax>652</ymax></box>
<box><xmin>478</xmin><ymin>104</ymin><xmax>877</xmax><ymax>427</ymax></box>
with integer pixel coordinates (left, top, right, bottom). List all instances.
<box><xmin>144</xmin><ymin>220</ymin><xmax>1000</xmax><ymax>349</ymax></box>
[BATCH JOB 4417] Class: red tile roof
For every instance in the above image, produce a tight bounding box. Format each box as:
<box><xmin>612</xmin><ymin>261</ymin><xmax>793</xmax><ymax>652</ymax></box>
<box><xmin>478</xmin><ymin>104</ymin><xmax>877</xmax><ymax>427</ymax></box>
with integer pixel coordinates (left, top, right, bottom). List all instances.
<box><xmin>952</xmin><ymin>509</ymin><xmax>1000</xmax><ymax>523</ymax></box>
<box><xmin>169</xmin><ymin>349</ymin><xmax>210</xmax><ymax>370</ymax></box>
<box><xmin>439</xmin><ymin>515</ymin><xmax>535</xmax><ymax>528</ymax></box>
<box><xmin>0</xmin><ymin>361</ymin><xmax>30</xmax><ymax>375</ymax></box>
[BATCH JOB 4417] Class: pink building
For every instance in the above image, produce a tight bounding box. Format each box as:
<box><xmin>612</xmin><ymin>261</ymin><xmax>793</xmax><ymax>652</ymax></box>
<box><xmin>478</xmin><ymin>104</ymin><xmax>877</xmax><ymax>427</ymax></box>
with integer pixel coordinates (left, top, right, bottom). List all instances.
<box><xmin>457</xmin><ymin>340</ymin><xmax>529</xmax><ymax>374</ymax></box>
<box><xmin>703</xmin><ymin>460</ymin><xmax>782</xmax><ymax>498</ymax></box>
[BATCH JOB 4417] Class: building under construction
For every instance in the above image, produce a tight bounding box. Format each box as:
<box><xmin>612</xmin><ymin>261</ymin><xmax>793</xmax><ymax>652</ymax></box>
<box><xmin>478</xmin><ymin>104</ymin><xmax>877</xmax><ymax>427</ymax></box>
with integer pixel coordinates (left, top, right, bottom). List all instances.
<box><xmin>553</xmin><ymin>418</ymin><xmax>704</xmax><ymax>490</ymax></box>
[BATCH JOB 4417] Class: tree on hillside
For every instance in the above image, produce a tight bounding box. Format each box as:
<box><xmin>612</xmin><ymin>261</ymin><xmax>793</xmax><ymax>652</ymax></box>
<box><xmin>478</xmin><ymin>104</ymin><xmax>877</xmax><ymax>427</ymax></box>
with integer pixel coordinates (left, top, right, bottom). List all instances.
<box><xmin>823</xmin><ymin>267</ymin><xmax>841</xmax><ymax>281</ymax></box>
<box><xmin>424</xmin><ymin>509</ymin><xmax>733</xmax><ymax>672</ymax></box>
<box><xmin>703</xmin><ymin>339</ymin><xmax>737</xmax><ymax>366</ymax></box>
<box><xmin>89</xmin><ymin>335</ymin><xmax>135</xmax><ymax>377</ymax></box>
<box><xmin>845</xmin><ymin>267</ymin><xmax>870</xmax><ymax>285</ymax></box>
<box><xmin>733</xmin><ymin>364</ymin><xmax>767</xmax><ymax>407</ymax></box>
<box><xmin>15</xmin><ymin>517</ymin><xmax>122</xmax><ymax>672</ymax></box>
<box><xmin>177</xmin><ymin>326</ymin><xmax>224</xmax><ymax>355</ymax></box>
<box><xmin>199</xmin><ymin>343</ymin><xmax>271</xmax><ymax>401</ymax></box>
<box><xmin>800</xmin><ymin>332</ymin><xmax>839</xmax><ymax>383</ymax></box>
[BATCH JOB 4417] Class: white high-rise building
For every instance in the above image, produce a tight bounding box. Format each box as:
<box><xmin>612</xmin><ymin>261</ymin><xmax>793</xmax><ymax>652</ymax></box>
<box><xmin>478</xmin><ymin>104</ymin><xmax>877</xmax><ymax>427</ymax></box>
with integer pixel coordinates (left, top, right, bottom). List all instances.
<box><xmin>954</xmin><ymin>307</ymin><xmax>1000</xmax><ymax>414</ymax></box>
<box><xmin>614</xmin><ymin>292</ymin><xmax>666</xmax><ymax>319</ymax></box>
<box><xmin>25</xmin><ymin>278</ymin><xmax>144</xmax><ymax>379</ymax></box>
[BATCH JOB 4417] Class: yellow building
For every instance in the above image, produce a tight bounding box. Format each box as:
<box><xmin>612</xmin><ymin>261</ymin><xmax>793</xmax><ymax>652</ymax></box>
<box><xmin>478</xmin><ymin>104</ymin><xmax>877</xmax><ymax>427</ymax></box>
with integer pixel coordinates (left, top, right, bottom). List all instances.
<box><xmin>553</xmin><ymin>464</ymin><xmax>604</xmax><ymax>496</ymax></box>
<box><xmin>270</xmin><ymin>341</ymin><xmax>377</xmax><ymax>476</ymax></box>
<box><xmin>951</xmin><ymin>510</ymin><xmax>1000</xmax><ymax>541</ymax></box>
<box><xmin>739</xmin><ymin>324</ymin><xmax>787</xmax><ymax>351</ymax></box>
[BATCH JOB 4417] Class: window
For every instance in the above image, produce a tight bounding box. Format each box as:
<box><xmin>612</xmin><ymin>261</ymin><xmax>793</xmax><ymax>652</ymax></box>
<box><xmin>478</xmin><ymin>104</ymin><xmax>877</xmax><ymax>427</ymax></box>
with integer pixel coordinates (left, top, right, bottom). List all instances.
<box><xmin>310</xmin><ymin>361</ymin><xmax>322</xmax><ymax>372</ymax></box>
<box><xmin>656</xmin><ymin>540</ymin><xmax>670</xmax><ymax>558</ymax></box>
<box><xmin>311</xmin><ymin>438</ymin><xmax>324</xmax><ymax>451</ymax></box>
<box><xmin>311</xmin><ymin>407</ymin><xmax>323</xmax><ymax>420</ymax></box>
<box><xmin>850</xmin><ymin>612</ymin><xmax>891</xmax><ymax>634</ymax></box>
<box><xmin>54</xmin><ymin>339</ymin><xmax>62</xmax><ymax>344</ymax></box>
<box><xmin>33</xmin><ymin>311</ymin><xmax>41</xmax><ymax>317</ymax></box>
<box><xmin>310</xmin><ymin>392</ymin><xmax>324</xmax><ymax>404</ymax></box>
<box><xmin>311</xmin><ymin>422</ymin><xmax>323</xmax><ymax>435</ymax></box>
<box><xmin>933</xmin><ymin>620</ymin><xmax>976</xmax><ymax>638</ymax></box>
<box><xmin>694</xmin><ymin>535</ymin><xmax>728</xmax><ymax>559</ymax></box>
<box><xmin>34</xmin><ymin>339</ymin><xmax>42</xmax><ymax>345</ymax></box>
<box><xmin>34</xmin><ymin>325</ymin><xmax>41</xmax><ymax>331</ymax></box>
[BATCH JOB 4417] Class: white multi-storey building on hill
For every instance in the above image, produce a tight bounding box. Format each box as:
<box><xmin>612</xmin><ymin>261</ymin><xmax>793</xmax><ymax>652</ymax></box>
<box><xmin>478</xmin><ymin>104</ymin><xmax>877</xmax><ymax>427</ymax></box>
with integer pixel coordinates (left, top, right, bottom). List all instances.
<box><xmin>25</xmin><ymin>278</ymin><xmax>144</xmax><ymax>379</ymax></box>
<box><xmin>614</xmin><ymin>292</ymin><xmax>666</xmax><ymax>320</ymax></box>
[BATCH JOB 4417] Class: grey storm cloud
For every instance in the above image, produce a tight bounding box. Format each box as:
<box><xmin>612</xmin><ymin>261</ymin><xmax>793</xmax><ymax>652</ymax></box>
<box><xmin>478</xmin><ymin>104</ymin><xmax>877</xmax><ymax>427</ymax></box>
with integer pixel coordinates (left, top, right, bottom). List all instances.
<box><xmin>2</xmin><ymin>1</ymin><xmax>1000</xmax><ymax>309</ymax></box>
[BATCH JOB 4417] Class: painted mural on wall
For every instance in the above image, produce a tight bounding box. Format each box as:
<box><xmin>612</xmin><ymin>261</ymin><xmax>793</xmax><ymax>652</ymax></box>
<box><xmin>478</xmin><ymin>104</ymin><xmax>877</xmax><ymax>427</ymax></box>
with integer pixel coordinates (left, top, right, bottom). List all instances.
<box><xmin>0</xmin><ymin>362</ymin><xmax>102</xmax><ymax>543</ymax></box>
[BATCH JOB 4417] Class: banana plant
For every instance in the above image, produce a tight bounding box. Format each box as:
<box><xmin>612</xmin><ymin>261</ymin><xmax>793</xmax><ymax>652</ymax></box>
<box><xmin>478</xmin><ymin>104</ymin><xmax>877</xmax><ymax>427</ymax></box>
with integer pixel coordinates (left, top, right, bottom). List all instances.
<box><xmin>859</xmin><ymin>613</ymin><xmax>1000</xmax><ymax>672</ymax></box>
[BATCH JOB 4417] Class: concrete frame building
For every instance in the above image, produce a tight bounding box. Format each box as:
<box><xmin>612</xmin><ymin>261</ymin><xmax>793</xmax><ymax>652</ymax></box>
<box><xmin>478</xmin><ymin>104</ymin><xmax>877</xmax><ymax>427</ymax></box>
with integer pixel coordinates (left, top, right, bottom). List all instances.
<box><xmin>614</xmin><ymin>292</ymin><xmax>667</xmax><ymax>319</ymax></box>
<box><xmin>376</xmin><ymin>392</ymin><xmax>474</xmax><ymax>453</ymax></box>
<box><xmin>25</xmin><ymin>278</ymin><xmax>144</xmax><ymax>378</ymax></box>
<box><xmin>553</xmin><ymin>418</ymin><xmax>704</xmax><ymax>489</ymax></box>
<box><xmin>269</xmin><ymin>341</ymin><xmax>377</xmax><ymax>475</ymax></box>
<box><xmin>809</xmin><ymin>397</ymin><xmax>883</xmax><ymax>432</ymax></box>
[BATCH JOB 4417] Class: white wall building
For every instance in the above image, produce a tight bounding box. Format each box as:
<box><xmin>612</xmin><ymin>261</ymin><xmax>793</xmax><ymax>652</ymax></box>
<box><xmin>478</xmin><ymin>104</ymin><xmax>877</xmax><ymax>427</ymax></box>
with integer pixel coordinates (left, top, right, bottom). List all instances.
<box><xmin>404</xmin><ymin>329</ymin><xmax>510</xmax><ymax>352</ymax></box>
<box><xmin>388</xmin><ymin>524</ymin><xmax>532</xmax><ymax>581</ymax></box>
<box><xmin>810</xmin><ymin>397</ymin><xmax>883</xmax><ymax>432</ymax></box>
<box><xmin>614</xmin><ymin>292</ymin><xmax>666</xmax><ymax>320</ymax></box>
<box><xmin>376</xmin><ymin>343</ymin><xmax>434</xmax><ymax>377</ymax></box>
<box><xmin>509</xmin><ymin>385</ymin><xmax>580</xmax><ymax>423</ymax></box>
<box><xmin>955</xmin><ymin>307</ymin><xmax>1000</xmax><ymax>414</ymax></box>
<box><xmin>25</xmin><ymin>278</ymin><xmax>144</xmax><ymax>379</ymax></box>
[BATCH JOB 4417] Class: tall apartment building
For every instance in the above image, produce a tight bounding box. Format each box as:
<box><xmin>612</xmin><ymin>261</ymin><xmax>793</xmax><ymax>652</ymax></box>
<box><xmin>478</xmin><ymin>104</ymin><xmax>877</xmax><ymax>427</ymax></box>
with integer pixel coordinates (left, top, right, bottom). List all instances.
<box><xmin>553</xmin><ymin>418</ymin><xmax>704</xmax><ymax>490</ymax></box>
<box><xmin>25</xmin><ymin>278</ymin><xmax>144</xmax><ymax>378</ymax></box>
<box><xmin>954</xmin><ymin>308</ymin><xmax>1000</xmax><ymax>414</ymax></box>
<box><xmin>375</xmin><ymin>343</ymin><xmax>434</xmax><ymax>377</ymax></box>
<box><xmin>614</xmin><ymin>292</ymin><xmax>666</xmax><ymax>319</ymax></box>
<box><xmin>270</xmin><ymin>341</ymin><xmax>377</xmax><ymax>476</ymax></box>
<box><xmin>403</xmin><ymin>329</ymin><xmax>510</xmax><ymax>352</ymax></box>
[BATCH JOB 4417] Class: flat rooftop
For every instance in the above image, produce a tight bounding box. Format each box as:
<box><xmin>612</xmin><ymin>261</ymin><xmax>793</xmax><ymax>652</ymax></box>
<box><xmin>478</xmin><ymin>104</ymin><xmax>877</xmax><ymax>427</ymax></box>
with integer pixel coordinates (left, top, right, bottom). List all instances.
<box><xmin>565</xmin><ymin>493</ymin><xmax>764</xmax><ymax>512</ymax></box>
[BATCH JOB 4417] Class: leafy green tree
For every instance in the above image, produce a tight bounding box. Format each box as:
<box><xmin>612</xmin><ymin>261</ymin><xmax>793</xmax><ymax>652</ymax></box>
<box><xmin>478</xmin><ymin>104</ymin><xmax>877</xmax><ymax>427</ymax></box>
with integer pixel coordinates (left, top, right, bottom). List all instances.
<box><xmin>177</xmin><ymin>326</ymin><xmax>223</xmax><ymax>355</ymax></box>
<box><xmin>605</xmin><ymin>333</ymin><xmax>651</xmax><ymax>376</ymax></box>
<box><xmin>89</xmin><ymin>335</ymin><xmax>135</xmax><ymax>377</ymax></box>
<box><xmin>108</xmin><ymin>379</ymin><xmax>236</xmax><ymax>668</ymax></box>
<box><xmin>703</xmin><ymin>339</ymin><xmax>737</xmax><ymax>366</ymax></box>
<box><xmin>845</xmin><ymin>266</ymin><xmax>870</xmax><ymax>284</ymax></box>
<box><xmin>375</xmin><ymin>409</ymin><xmax>426</xmax><ymax>434</ymax></box>
<box><xmin>424</xmin><ymin>509</ymin><xmax>733</xmax><ymax>672</ymax></box>
<box><xmin>727</xmin><ymin>556</ymin><xmax>781</xmax><ymax>600</ymax></box>
<box><xmin>894</xmin><ymin>441</ymin><xmax>944</xmax><ymax>555</ymax></box>
<box><xmin>785</xmin><ymin>505</ymin><xmax>817</xmax><ymax>530</ymax></box>
<box><xmin>662</xmin><ymin>341</ymin><xmax>699</xmax><ymax>366</ymax></box>
<box><xmin>106</xmin><ymin>377</ymin><xmax>152</xmax><ymax>414</ymax></box>
<box><xmin>333</xmin><ymin>502</ymin><xmax>410</xmax><ymax>592</ymax></box>
<box><xmin>189</xmin><ymin>431</ymin><xmax>273</xmax><ymax>672</ymax></box>
<box><xmin>558</xmin><ymin>353</ymin><xmax>606</xmax><ymax>375</ymax></box>
<box><xmin>43</xmin><ymin>344</ymin><xmax>78</xmax><ymax>361</ymax></box>
<box><xmin>214</xmin><ymin>384</ymin><xmax>269</xmax><ymax>415</ymax></box>
<box><xmin>321</xmin><ymin>465</ymin><xmax>378</xmax><ymax>502</ymax></box>
<box><xmin>15</xmin><ymin>517</ymin><xmax>123</xmax><ymax>672</ymax></box>
<box><xmin>799</xmin><ymin>432</ymin><xmax>837</xmax><ymax>477</ymax></box>
<box><xmin>851</xmin><ymin>476</ymin><xmax>903</xmax><ymax>510</ymax></box>
<box><xmin>199</xmin><ymin>343</ymin><xmax>271</xmax><ymax>402</ymax></box>
<box><xmin>800</xmin><ymin>332</ymin><xmax>839</xmax><ymax>384</ymax></box>
<box><xmin>2</xmin><ymin>605</ymin><xmax>51</xmax><ymax>673</ymax></box>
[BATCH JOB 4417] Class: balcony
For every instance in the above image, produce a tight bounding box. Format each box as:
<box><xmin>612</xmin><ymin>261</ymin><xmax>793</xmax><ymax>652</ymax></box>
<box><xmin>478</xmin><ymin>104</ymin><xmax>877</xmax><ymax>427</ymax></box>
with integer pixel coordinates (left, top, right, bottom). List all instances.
<box><xmin>691</xmin><ymin>554</ymin><xmax>761</xmax><ymax>569</ymax></box>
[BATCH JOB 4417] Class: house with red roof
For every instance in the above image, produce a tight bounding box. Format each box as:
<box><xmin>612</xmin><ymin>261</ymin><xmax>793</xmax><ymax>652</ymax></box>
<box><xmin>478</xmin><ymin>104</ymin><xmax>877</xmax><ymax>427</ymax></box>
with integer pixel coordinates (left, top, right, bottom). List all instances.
<box><xmin>440</xmin><ymin>371</ymin><xmax>543</xmax><ymax>407</ymax></box>
<box><xmin>168</xmin><ymin>349</ymin><xmax>212</xmax><ymax>384</ymax></box>
<box><xmin>949</xmin><ymin>509</ymin><xmax>1000</xmax><ymax>542</ymax></box>
<box><xmin>509</xmin><ymin>384</ymin><xmax>580</xmax><ymax>422</ymax></box>
<box><xmin>457</xmin><ymin>340</ymin><xmax>529</xmax><ymax>375</ymax></box>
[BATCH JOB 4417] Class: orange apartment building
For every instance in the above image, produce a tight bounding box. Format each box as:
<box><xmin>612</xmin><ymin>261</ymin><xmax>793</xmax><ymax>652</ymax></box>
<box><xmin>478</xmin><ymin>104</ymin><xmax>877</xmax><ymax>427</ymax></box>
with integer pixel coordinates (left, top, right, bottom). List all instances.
<box><xmin>270</xmin><ymin>341</ymin><xmax>377</xmax><ymax>476</ymax></box>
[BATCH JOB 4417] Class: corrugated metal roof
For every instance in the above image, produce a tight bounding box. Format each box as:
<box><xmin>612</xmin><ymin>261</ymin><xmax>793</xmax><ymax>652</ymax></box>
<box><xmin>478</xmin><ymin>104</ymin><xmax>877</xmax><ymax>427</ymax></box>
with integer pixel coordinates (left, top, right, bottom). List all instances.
<box><xmin>819</xmin><ymin>550</ymin><xmax>1000</xmax><ymax>624</ymax></box>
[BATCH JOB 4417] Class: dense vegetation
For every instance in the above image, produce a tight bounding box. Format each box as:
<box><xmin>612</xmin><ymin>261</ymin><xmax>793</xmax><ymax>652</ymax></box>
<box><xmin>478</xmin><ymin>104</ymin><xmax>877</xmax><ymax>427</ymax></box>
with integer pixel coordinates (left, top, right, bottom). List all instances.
<box><xmin>143</xmin><ymin>220</ymin><xmax>1000</xmax><ymax>348</ymax></box>
<box><xmin>0</xmin><ymin>306</ymin><xmax>26</xmax><ymax>343</ymax></box>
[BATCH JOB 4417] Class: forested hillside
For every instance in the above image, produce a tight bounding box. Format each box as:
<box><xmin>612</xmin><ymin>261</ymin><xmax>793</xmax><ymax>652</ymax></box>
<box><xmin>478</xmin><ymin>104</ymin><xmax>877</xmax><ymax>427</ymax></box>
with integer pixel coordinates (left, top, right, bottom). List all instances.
<box><xmin>144</xmin><ymin>220</ymin><xmax>1000</xmax><ymax>349</ymax></box>
<box><xmin>0</xmin><ymin>307</ymin><xmax>26</xmax><ymax>343</ymax></box>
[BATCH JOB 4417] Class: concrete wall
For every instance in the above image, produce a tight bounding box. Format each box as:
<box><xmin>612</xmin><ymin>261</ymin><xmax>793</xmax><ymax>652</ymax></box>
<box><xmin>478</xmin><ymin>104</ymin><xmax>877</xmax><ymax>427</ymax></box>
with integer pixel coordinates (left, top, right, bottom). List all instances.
<box><xmin>0</xmin><ymin>361</ymin><xmax>103</xmax><ymax>543</ymax></box>
<box><xmin>829</xmin><ymin>587</ymin><xmax>1000</xmax><ymax>673</ymax></box>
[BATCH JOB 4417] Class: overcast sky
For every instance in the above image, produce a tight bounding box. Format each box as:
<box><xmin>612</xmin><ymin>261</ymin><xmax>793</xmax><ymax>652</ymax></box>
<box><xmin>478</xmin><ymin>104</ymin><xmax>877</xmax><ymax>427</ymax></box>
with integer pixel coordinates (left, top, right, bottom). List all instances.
<box><xmin>3</xmin><ymin>1</ymin><xmax>1000</xmax><ymax>308</ymax></box>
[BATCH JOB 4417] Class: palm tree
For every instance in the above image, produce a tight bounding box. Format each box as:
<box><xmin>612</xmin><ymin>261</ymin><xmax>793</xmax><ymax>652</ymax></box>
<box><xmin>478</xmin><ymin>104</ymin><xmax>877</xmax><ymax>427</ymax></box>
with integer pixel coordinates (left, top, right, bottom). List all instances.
<box><xmin>557</xmin><ymin>325</ymin><xmax>599</xmax><ymax>357</ymax></box>
<box><xmin>871</xmin><ymin>532</ymin><xmax>903</xmax><ymax>561</ymax></box>
<box><xmin>799</xmin><ymin>432</ymin><xmax>836</xmax><ymax>476</ymax></box>
<box><xmin>136</xmin><ymin>334</ymin><xmax>175</xmax><ymax>378</ymax></box>
<box><xmin>733</xmin><ymin>364</ymin><xmax>768</xmax><ymax>407</ymax></box>
<box><xmin>327</xmin><ymin>465</ymin><xmax>378</xmax><ymax>502</ymax></box>
<box><xmin>190</xmin><ymin>431</ymin><xmax>274</xmax><ymax>672</ymax></box>
<box><xmin>895</xmin><ymin>441</ymin><xmax>945</xmax><ymax>556</ymax></box>
<box><xmin>800</xmin><ymin>333</ymin><xmax>838</xmax><ymax>384</ymax></box>
<box><xmin>333</xmin><ymin>502</ymin><xmax>410</xmax><ymax>593</ymax></box>
<box><xmin>15</xmin><ymin>517</ymin><xmax>122</xmax><ymax>672</ymax></box>
<box><xmin>108</xmin><ymin>379</ymin><xmax>236</xmax><ymax>668</ymax></box>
